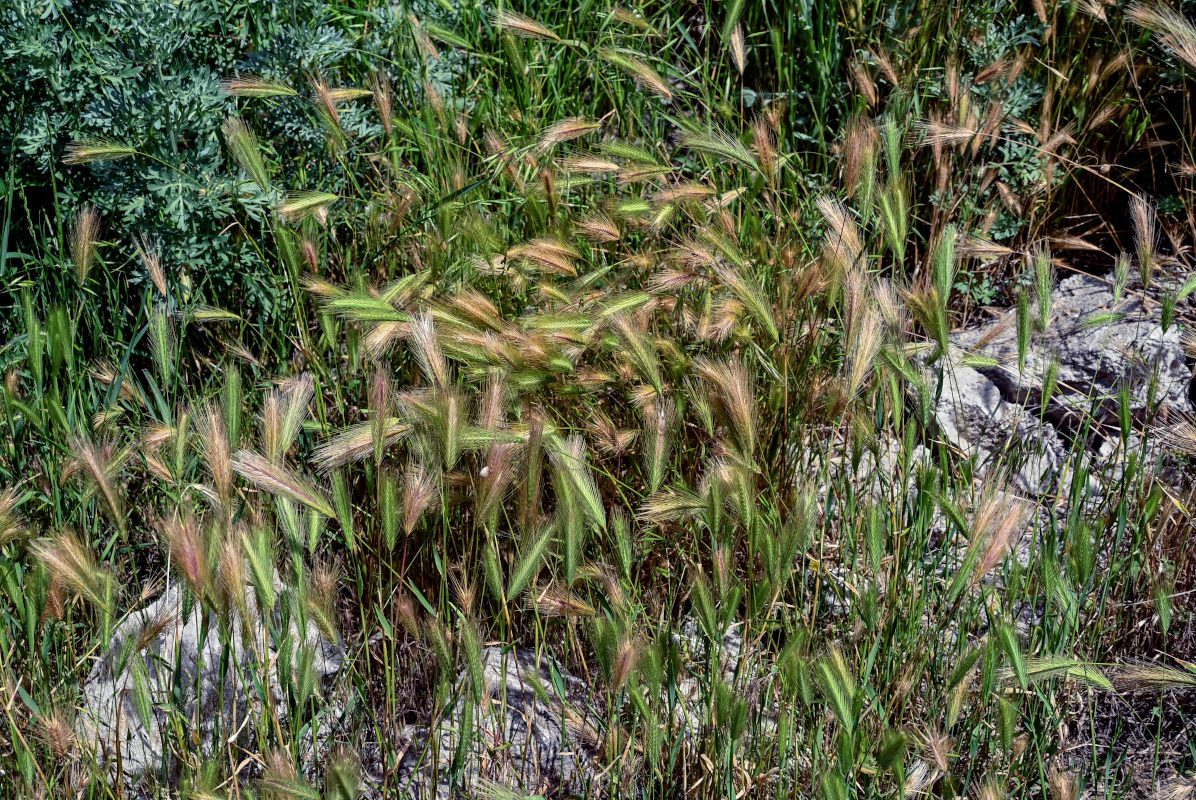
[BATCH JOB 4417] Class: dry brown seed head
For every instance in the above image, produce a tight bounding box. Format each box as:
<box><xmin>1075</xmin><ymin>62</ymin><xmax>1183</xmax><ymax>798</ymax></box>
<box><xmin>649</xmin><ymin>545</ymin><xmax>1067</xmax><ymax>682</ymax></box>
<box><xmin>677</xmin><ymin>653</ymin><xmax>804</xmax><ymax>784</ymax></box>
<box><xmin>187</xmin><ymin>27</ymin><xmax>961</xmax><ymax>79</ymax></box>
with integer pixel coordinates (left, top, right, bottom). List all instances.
<box><xmin>751</xmin><ymin>117</ymin><xmax>778</xmax><ymax>178</ymax></box>
<box><xmin>134</xmin><ymin>605</ymin><xmax>178</xmax><ymax>652</ymax></box>
<box><xmin>226</xmin><ymin>340</ymin><xmax>261</xmax><ymax>367</ymax></box>
<box><xmin>577</xmin><ymin>212</ymin><xmax>621</xmax><ymax>242</ymax></box>
<box><xmin>1130</xmin><ymin>193</ymin><xmax>1158</xmax><ymax>278</ymax></box>
<box><xmin>313</xmin><ymin>560</ymin><xmax>339</xmax><ymax>605</ymax></box>
<box><xmin>1155</xmin><ymin>418</ymin><xmax>1196</xmax><ymax>454</ymax></box>
<box><xmin>71</xmin><ymin>205</ymin><xmax>100</xmax><ymax>284</ymax></box>
<box><xmin>1043</xmin><ymin>124</ymin><xmax>1075</xmax><ymax>154</ymax></box>
<box><xmin>216</xmin><ymin>533</ymin><xmax>247</xmax><ymax>617</ymax></box>
<box><xmin>1156</xmin><ymin>775</ymin><xmax>1196</xmax><ymax>800</ymax></box>
<box><xmin>846</xmin><ymin>304</ymin><xmax>883</xmax><ymax>398</ymax></box>
<box><xmin>977</xmin><ymin>777</ymin><xmax>1006</xmax><ymax>800</ymax></box>
<box><xmin>945</xmin><ymin>60</ymin><xmax>960</xmax><ymax>106</ymax></box>
<box><xmin>0</xmin><ymin>486</ymin><xmax>25</xmax><ymax>547</ymax></box>
<box><xmin>1128</xmin><ymin>3</ymin><xmax>1196</xmax><ymax>71</ymax></box>
<box><xmin>996</xmin><ymin>182</ymin><xmax>1023</xmax><ymax>215</ymax></box>
<box><xmin>1078</xmin><ymin>0</ymin><xmax>1109</xmax><ymax>20</ymax></box>
<box><xmin>589</xmin><ymin>412</ymin><xmax>637</xmax><ymax>455</ymax></box>
<box><xmin>196</xmin><ymin>404</ymin><xmax>232</xmax><ymax>503</ymax></box>
<box><xmin>530</xmin><ymin>583</ymin><xmax>597</xmax><ymax>617</ymax></box>
<box><xmin>1172</xmin><ymin>158</ymin><xmax>1196</xmax><ymax>178</ymax></box>
<box><xmin>1047</xmin><ymin>765</ymin><xmax>1078</xmax><ymax>800</ymax></box>
<box><xmin>299</xmin><ymin>237</ymin><xmax>319</xmax><ymax>273</ymax></box>
<box><xmin>561</xmin><ymin>153</ymin><xmax>621</xmax><ymax>173</ymax></box>
<box><xmin>424</xmin><ymin>81</ymin><xmax>445</xmax><ymax>122</ymax></box>
<box><xmin>372</xmin><ymin>73</ymin><xmax>393</xmax><ymax>135</ymax></box>
<box><xmin>409</xmin><ymin>14</ymin><xmax>439</xmax><ymax>61</ymax></box>
<box><xmin>135</xmin><ymin>234</ymin><xmax>166</xmax><ymax>296</ymax></box>
<box><xmin>539</xmin><ymin>117</ymin><xmax>602</xmax><ymax>149</ymax></box>
<box><xmin>611</xmin><ymin>635</ymin><xmax>641</xmax><ymax>692</ymax></box>
<box><xmin>261</xmin><ymin>749</ymin><xmax>300</xmax><ymax>788</ymax></box>
<box><xmin>975</xmin><ymin>59</ymin><xmax>1008</xmax><ymax>84</ymax></box>
<box><xmin>494</xmin><ymin>10</ymin><xmax>561</xmax><ymax>41</ymax></box>
<box><xmin>484</xmin><ymin>129</ymin><xmax>508</xmax><ymax>160</ymax></box>
<box><xmin>45</xmin><ymin>578</ymin><xmax>66</xmax><ymax>620</ymax></box>
<box><xmin>68</xmin><ymin>435</ymin><xmax>125</xmax><ymax>527</ymax></box>
<box><xmin>764</xmin><ymin>101</ymin><xmax>784</xmax><ymax>132</ymax></box>
<box><xmin>959</xmin><ymin>237</ymin><xmax>1015</xmax><ymax>261</ymax></box>
<box><xmin>851</xmin><ymin>60</ymin><xmax>878</xmax><ymax>107</ymax></box>
<box><xmin>817</xmin><ymin>195</ymin><xmax>863</xmax><ymax>277</ymax></box>
<box><xmin>872</xmin><ymin>46</ymin><xmax>899</xmax><ymax>86</ymax></box>
<box><xmin>729</xmin><ymin>24</ymin><xmax>746</xmax><ymax>74</ymax></box>
<box><xmin>403</xmin><ymin>460</ymin><xmax>439</xmax><ymax>534</ymax></box>
<box><xmin>580</xmin><ymin>563</ymin><xmax>627</xmax><ymax>610</ymax></box>
<box><xmin>395</xmin><ymin>591</ymin><xmax>420</xmax><ymax>636</ymax></box>
<box><xmin>451</xmin><ymin>562</ymin><xmax>475</xmax><ymax>614</ymax></box>
<box><xmin>31</xmin><ymin>530</ymin><xmax>111</xmax><ymax>612</ymax></box>
<box><xmin>312</xmin><ymin>76</ymin><xmax>342</xmax><ymax>130</ymax></box>
<box><xmin>917</xmin><ymin>119</ymin><xmax>980</xmax><ymax>148</ymax></box>
<box><xmin>969</xmin><ymin>486</ymin><xmax>1032</xmax><ymax>585</ymax></box>
<box><xmin>508</xmin><ymin>237</ymin><xmax>579</xmax><ymax>276</ymax></box>
<box><xmin>34</xmin><ymin>709</ymin><xmax>78</xmax><ymax>760</ymax></box>
<box><xmin>842</xmin><ymin>115</ymin><xmax>878</xmax><ymax>197</ymax></box>
<box><xmin>1011</xmin><ymin>733</ymin><xmax>1029</xmax><ymax>759</ymax></box>
<box><xmin>921</xmin><ymin>727</ymin><xmax>952</xmax><ymax>776</ymax></box>
<box><xmin>160</xmin><ymin>511</ymin><xmax>212</xmax><ymax>599</ymax></box>
<box><xmin>448</xmin><ymin>288</ymin><xmax>502</xmax><ymax>330</ymax></box>
<box><xmin>654</xmin><ymin>182</ymin><xmax>716</xmax><ymax>204</ymax></box>
<box><xmin>904</xmin><ymin>760</ymin><xmax>934</xmax><ymax>795</ymax></box>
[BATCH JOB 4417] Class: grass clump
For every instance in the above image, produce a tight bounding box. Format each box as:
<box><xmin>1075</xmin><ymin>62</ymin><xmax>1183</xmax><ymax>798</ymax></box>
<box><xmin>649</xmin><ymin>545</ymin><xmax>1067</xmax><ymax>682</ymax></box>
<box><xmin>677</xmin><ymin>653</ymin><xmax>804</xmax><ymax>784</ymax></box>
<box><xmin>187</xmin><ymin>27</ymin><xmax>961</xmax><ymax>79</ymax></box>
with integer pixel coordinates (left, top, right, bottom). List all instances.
<box><xmin>3</xmin><ymin>0</ymin><xmax>1196</xmax><ymax>798</ymax></box>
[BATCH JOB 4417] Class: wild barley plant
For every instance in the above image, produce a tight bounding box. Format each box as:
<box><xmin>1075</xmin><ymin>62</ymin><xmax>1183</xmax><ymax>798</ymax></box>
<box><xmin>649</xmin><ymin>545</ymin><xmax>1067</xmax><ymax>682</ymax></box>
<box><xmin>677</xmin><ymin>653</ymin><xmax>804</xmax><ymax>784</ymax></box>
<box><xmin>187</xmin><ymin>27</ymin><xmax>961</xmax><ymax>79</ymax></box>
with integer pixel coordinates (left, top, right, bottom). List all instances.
<box><xmin>3</xmin><ymin>3</ymin><xmax>1194</xmax><ymax>798</ymax></box>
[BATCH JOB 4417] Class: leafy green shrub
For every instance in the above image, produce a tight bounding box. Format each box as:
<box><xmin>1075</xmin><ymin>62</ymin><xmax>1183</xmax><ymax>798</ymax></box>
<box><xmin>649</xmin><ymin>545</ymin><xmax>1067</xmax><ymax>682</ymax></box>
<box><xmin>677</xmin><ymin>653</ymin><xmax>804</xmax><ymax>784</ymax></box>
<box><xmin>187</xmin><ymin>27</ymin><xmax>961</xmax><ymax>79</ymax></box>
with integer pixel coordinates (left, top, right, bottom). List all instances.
<box><xmin>0</xmin><ymin>0</ymin><xmax>443</xmax><ymax>339</ymax></box>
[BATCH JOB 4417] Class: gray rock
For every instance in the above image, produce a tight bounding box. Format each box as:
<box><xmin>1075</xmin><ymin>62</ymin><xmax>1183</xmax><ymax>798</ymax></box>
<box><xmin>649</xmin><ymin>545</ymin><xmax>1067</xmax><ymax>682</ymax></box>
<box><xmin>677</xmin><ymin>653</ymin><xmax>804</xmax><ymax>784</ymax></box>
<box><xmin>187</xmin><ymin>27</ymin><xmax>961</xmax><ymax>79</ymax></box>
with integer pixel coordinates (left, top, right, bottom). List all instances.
<box><xmin>386</xmin><ymin>646</ymin><xmax>602</xmax><ymax>799</ymax></box>
<box><xmin>850</xmin><ymin>438</ymin><xmax>934</xmax><ymax>500</ymax></box>
<box><xmin>672</xmin><ymin>619</ymin><xmax>778</xmax><ymax>742</ymax></box>
<box><xmin>934</xmin><ymin>360</ymin><xmax>1066</xmax><ymax>492</ymax></box>
<box><xmin>935</xmin><ymin>273</ymin><xmax>1193</xmax><ymax>492</ymax></box>
<box><xmin>78</xmin><ymin>579</ymin><xmax>342</xmax><ymax>782</ymax></box>
<box><xmin>954</xmin><ymin>274</ymin><xmax>1191</xmax><ymax>419</ymax></box>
